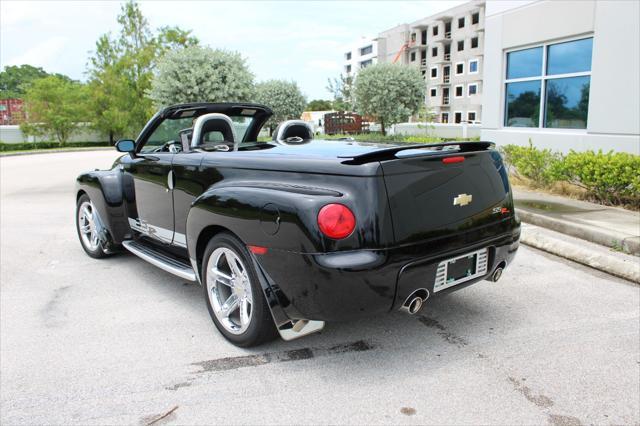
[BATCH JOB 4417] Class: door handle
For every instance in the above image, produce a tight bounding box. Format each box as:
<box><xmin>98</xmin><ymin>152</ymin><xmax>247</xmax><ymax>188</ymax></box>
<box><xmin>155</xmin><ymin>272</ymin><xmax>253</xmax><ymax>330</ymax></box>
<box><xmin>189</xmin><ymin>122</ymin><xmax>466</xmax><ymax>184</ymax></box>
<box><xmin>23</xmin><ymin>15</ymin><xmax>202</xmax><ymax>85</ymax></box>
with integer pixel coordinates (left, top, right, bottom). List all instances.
<box><xmin>167</xmin><ymin>170</ymin><xmax>174</xmax><ymax>191</ymax></box>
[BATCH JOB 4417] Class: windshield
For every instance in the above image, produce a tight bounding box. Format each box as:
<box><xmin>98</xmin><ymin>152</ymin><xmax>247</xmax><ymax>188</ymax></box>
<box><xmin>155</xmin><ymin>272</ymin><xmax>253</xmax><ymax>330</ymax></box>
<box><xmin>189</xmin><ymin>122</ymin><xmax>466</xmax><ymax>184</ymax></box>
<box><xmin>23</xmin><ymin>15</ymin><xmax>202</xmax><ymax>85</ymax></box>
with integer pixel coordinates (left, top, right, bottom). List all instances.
<box><xmin>139</xmin><ymin>114</ymin><xmax>256</xmax><ymax>153</ymax></box>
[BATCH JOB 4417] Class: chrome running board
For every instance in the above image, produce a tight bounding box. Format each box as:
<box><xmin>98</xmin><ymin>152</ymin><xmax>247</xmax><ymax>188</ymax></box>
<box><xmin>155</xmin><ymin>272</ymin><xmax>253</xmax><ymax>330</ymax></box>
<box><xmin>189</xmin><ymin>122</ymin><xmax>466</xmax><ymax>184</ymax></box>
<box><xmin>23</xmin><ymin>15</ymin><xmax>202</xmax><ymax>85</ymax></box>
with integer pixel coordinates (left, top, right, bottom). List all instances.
<box><xmin>122</xmin><ymin>240</ymin><xmax>197</xmax><ymax>282</ymax></box>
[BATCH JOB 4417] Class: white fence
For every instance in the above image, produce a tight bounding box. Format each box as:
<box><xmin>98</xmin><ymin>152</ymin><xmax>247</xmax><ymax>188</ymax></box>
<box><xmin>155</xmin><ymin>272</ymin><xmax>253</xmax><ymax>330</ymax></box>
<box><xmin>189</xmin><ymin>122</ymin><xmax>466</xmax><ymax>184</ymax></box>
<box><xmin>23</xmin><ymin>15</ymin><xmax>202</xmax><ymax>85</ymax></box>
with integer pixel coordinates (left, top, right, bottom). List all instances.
<box><xmin>0</xmin><ymin>125</ymin><xmax>106</xmax><ymax>144</ymax></box>
<box><xmin>391</xmin><ymin>122</ymin><xmax>482</xmax><ymax>139</ymax></box>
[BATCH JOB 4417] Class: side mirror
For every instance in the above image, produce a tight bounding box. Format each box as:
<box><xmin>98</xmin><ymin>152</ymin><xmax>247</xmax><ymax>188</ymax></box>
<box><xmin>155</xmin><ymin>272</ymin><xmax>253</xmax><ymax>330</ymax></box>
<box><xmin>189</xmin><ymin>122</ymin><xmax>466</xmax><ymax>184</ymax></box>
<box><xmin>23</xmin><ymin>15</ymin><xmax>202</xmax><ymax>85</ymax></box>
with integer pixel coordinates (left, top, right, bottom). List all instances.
<box><xmin>115</xmin><ymin>139</ymin><xmax>135</xmax><ymax>153</ymax></box>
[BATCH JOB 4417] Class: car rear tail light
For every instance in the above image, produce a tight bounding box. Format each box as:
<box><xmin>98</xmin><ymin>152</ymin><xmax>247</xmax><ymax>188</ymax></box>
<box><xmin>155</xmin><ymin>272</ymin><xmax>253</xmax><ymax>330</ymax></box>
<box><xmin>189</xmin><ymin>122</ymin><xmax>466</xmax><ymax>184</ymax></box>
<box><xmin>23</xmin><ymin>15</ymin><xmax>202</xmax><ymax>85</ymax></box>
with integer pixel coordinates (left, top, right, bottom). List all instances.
<box><xmin>442</xmin><ymin>156</ymin><xmax>465</xmax><ymax>164</ymax></box>
<box><xmin>317</xmin><ymin>204</ymin><xmax>356</xmax><ymax>239</ymax></box>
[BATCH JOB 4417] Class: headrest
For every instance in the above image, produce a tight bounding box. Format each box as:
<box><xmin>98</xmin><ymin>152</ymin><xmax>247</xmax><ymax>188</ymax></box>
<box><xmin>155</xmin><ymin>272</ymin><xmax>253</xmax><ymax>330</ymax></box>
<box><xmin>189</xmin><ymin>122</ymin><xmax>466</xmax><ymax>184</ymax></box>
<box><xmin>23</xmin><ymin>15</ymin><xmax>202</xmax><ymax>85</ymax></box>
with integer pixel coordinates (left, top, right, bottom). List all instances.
<box><xmin>191</xmin><ymin>113</ymin><xmax>238</xmax><ymax>150</ymax></box>
<box><xmin>272</xmin><ymin>120</ymin><xmax>313</xmax><ymax>143</ymax></box>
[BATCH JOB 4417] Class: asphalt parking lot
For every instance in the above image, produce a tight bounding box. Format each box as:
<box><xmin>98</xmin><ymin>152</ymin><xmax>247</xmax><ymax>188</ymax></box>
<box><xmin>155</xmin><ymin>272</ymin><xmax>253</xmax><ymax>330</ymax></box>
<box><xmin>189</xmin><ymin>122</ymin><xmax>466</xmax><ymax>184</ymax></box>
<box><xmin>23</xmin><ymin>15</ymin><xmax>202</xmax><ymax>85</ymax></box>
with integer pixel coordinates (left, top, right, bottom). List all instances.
<box><xmin>1</xmin><ymin>151</ymin><xmax>639</xmax><ymax>425</ymax></box>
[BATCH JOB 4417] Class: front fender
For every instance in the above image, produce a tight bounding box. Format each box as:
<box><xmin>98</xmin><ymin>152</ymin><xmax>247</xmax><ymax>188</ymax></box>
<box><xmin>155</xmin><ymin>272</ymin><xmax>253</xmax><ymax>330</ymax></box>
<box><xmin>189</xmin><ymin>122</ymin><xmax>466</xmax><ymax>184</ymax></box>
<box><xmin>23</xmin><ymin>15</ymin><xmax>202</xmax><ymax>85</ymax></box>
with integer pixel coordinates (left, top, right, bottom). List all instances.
<box><xmin>76</xmin><ymin>169</ymin><xmax>134</xmax><ymax>244</ymax></box>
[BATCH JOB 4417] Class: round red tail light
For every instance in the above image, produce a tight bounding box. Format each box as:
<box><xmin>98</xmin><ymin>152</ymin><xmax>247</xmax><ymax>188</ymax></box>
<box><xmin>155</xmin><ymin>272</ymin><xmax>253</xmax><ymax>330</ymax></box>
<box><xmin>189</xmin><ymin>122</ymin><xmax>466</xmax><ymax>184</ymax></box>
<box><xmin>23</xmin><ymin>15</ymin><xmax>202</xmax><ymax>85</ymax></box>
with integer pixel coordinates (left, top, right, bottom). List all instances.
<box><xmin>317</xmin><ymin>204</ymin><xmax>356</xmax><ymax>239</ymax></box>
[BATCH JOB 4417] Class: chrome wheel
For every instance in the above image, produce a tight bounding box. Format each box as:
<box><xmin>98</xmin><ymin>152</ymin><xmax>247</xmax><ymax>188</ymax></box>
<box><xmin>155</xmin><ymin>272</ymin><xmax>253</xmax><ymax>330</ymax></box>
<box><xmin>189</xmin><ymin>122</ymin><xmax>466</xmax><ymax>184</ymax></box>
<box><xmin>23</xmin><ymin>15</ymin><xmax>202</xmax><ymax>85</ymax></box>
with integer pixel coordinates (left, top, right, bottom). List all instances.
<box><xmin>78</xmin><ymin>201</ymin><xmax>100</xmax><ymax>251</ymax></box>
<box><xmin>206</xmin><ymin>247</ymin><xmax>254</xmax><ymax>335</ymax></box>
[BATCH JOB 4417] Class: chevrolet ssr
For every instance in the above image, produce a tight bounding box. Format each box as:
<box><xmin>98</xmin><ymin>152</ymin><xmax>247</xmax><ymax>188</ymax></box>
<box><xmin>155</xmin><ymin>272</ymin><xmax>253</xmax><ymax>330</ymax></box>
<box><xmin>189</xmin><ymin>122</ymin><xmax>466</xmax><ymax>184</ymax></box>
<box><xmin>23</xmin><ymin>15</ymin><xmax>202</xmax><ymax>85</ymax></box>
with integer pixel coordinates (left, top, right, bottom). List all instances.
<box><xmin>75</xmin><ymin>102</ymin><xmax>520</xmax><ymax>347</ymax></box>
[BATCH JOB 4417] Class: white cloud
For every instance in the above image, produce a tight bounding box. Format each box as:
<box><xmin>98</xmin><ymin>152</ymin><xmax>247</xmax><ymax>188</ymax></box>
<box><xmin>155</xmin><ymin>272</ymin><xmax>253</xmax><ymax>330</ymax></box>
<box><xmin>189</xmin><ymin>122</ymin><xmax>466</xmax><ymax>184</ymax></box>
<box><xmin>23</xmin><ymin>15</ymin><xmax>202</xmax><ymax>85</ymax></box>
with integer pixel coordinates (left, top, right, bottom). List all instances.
<box><xmin>1</xmin><ymin>0</ymin><xmax>467</xmax><ymax>98</ymax></box>
<box><xmin>306</xmin><ymin>59</ymin><xmax>340</xmax><ymax>72</ymax></box>
<box><xmin>6</xmin><ymin>36</ymin><xmax>68</xmax><ymax>69</ymax></box>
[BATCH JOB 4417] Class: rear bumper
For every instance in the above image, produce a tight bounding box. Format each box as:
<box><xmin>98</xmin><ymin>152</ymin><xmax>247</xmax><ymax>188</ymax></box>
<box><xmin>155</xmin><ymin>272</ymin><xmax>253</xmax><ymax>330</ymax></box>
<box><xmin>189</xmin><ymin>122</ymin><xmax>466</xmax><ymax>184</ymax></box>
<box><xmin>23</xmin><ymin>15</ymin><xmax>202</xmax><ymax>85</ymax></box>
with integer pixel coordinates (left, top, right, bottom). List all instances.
<box><xmin>255</xmin><ymin>222</ymin><xmax>521</xmax><ymax>322</ymax></box>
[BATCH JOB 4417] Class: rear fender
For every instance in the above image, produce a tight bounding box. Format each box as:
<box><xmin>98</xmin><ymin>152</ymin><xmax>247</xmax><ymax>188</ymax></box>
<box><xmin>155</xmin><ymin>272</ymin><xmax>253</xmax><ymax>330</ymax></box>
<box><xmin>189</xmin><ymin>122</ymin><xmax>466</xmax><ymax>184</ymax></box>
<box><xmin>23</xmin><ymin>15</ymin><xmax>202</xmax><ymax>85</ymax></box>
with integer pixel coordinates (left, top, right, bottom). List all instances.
<box><xmin>186</xmin><ymin>184</ymin><xmax>343</xmax><ymax>328</ymax></box>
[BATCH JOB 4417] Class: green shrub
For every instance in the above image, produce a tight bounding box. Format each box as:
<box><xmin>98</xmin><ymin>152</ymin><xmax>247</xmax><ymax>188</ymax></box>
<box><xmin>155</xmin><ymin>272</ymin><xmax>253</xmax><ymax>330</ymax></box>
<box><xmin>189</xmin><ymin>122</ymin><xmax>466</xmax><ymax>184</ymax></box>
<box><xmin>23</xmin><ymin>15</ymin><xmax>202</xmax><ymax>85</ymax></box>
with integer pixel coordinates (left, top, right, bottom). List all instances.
<box><xmin>551</xmin><ymin>150</ymin><xmax>640</xmax><ymax>207</ymax></box>
<box><xmin>500</xmin><ymin>140</ymin><xmax>561</xmax><ymax>188</ymax></box>
<box><xmin>0</xmin><ymin>141</ymin><xmax>110</xmax><ymax>152</ymax></box>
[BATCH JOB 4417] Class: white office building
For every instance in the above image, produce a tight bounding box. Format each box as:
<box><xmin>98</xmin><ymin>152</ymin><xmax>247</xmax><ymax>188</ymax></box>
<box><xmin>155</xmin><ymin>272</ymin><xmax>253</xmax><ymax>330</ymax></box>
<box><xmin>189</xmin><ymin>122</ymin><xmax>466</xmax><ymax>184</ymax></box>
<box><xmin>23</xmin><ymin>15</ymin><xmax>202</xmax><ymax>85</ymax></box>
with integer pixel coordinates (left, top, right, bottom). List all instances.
<box><xmin>342</xmin><ymin>37</ymin><xmax>377</xmax><ymax>75</ymax></box>
<box><xmin>481</xmin><ymin>0</ymin><xmax>640</xmax><ymax>153</ymax></box>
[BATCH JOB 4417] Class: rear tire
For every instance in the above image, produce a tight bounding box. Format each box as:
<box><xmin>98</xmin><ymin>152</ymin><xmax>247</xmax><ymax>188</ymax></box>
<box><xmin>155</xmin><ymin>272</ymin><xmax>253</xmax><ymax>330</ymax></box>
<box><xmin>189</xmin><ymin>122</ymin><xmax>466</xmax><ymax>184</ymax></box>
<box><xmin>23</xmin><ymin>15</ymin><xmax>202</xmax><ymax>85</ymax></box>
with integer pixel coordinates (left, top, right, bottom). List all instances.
<box><xmin>202</xmin><ymin>233</ymin><xmax>277</xmax><ymax>347</ymax></box>
<box><xmin>76</xmin><ymin>194</ymin><xmax>109</xmax><ymax>259</ymax></box>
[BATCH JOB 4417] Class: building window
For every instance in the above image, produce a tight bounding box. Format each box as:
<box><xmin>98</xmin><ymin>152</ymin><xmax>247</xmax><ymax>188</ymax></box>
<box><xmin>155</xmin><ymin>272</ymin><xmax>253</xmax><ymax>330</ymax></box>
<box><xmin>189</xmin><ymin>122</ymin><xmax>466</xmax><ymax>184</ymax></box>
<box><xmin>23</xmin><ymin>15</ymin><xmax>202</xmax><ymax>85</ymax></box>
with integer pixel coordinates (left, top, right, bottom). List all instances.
<box><xmin>421</xmin><ymin>30</ymin><xmax>427</xmax><ymax>45</ymax></box>
<box><xmin>454</xmin><ymin>85</ymin><xmax>464</xmax><ymax>98</ymax></box>
<box><xmin>421</xmin><ymin>70</ymin><xmax>426</xmax><ymax>79</ymax></box>
<box><xmin>432</xmin><ymin>25</ymin><xmax>439</xmax><ymax>36</ymax></box>
<box><xmin>472</xmin><ymin>12</ymin><xmax>479</xmax><ymax>25</ymax></box>
<box><xmin>430</xmin><ymin>66</ymin><xmax>438</xmax><ymax>79</ymax></box>
<box><xmin>441</xmin><ymin>112</ymin><xmax>449</xmax><ymax>123</ymax></box>
<box><xmin>360</xmin><ymin>59</ymin><xmax>373</xmax><ymax>68</ymax></box>
<box><xmin>360</xmin><ymin>45</ymin><xmax>373</xmax><ymax>56</ymax></box>
<box><xmin>471</xmin><ymin>37</ymin><xmax>478</xmax><ymax>49</ymax></box>
<box><xmin>457</xmin><ymin>40</ymin><xmax>464</xmax><ymax>51</ymax></box>
<box><xmin>468</xmin><ymin>111</ymin><xmax>477</xmax><ymax>122</ymax></box>
<box><xmin>432</xmin><ymin>47</ymin><xmax>438</xmax><ymax>57</ymax></box>
<box><xmin>455</xmin><ymin>62</ymin><xmax>464</xmax><ymax>75</ymax></box>
<box><xmin>430</xmin><ymin>88</ymin><xmax>437</xmax><ymax>97</ymax></box>
<box><xmin>411</xmin><ymin>33</ymin><xmax>416</xmax><ymax>43</ymax></box>
<box><xmin>345</xmin><ymin>65</ymin><xmax>352</xmax><ymax>73</ymax></box>
<box><xmin>410</xmin><ymin>52</ymin><xmax>416</xmax><ymax>62</ymax></box>
<box><xmin>468</xmin><ymin>83</ymin><xmax>478</xmax><ymax>96</ymax></box>
<box><xmin>469</xmin><ymin>59</ymin><xmax>479</xmax><ymax>74</ymax></box>
<box><xmin>458</xmin><ymin>17</ymin><xmax>465</xmax><ymax>28</ymax></box>
<box><xmin>345</xmin><ymin>52</ymin><xmax>351</xmax><ymax>60</ymax></box>
<box><xmin>504</xmin><ymin>37</ymin><xmax>593</xmax><ymax>129</ymax></box>
<box><xmin>454</xmin><ymin>111</ymin><xmax>462</xmax><ymax>123</ymax></box>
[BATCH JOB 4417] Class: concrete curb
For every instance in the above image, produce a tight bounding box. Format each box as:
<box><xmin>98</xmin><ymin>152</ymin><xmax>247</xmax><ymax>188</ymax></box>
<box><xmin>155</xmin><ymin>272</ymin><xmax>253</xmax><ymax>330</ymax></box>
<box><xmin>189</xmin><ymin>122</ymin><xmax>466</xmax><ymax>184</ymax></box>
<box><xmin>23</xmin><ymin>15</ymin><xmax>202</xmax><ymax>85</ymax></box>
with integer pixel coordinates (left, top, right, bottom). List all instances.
<box><xmin>521</xmin><ymin>224</ymin><xmax>639</xmax><ymax>284</ymax></box>
<box><xmin>517</xmin><ymin>209</ymin><xmax>639</xmax><ymax>256</ymax></box>
<box><xmin>0</xmin><ymin>147</ymin><xmax>113</xmax><ymax>158</ymax></box>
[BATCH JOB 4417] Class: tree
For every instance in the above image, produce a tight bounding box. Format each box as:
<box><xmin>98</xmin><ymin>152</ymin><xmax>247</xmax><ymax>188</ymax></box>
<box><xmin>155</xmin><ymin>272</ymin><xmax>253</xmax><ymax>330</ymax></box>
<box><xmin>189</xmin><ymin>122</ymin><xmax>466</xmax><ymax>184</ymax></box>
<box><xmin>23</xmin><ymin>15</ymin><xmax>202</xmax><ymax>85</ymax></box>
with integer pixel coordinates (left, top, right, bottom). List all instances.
<box><xmin>353</xmin><ymin>63</ymin><xmax>425</xmax><ymax>135</ymax></box>
<box><xmin>20</xmin><ymin>76</ymin><xmax>86</xmax><ymax>145</ymax></box>
<box><xmin>149</xmin><ymin>46</ymin><xmax>254</xmax><ymax>107</ymax></box>
<box><xmin>306</xmin><ymin>99</ymin><xmax>333</xmax><ymax>111</ymax></box>
<box><xmin>254</xmin><ymin>80</ymin><xmax>306</xmax><ymax>134</ymax></box>
<box><xmin>157</xmin><ymin>26</ymin><xmax>199</xmax><ymax>53</ymax></box>
<box><xmin>86</xmin><ymin>1</ymin><xmax>197</xmax><ymax>143</ymax></box>
<box><xmin>326</xmin><ymin>73</ymin><xmax>354</xmax><ymax>111</ymax></box>
<box><xmin>0</xmin><ymin>65</ymin><xmax>72</xmax><ymax>99</ymax></box>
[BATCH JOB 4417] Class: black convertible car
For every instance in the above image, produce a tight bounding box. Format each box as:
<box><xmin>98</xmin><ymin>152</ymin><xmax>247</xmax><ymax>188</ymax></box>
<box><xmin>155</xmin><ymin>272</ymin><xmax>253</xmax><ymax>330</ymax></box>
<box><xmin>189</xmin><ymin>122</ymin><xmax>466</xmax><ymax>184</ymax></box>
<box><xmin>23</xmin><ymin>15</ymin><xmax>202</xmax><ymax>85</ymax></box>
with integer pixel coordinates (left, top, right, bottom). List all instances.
<box><xmin>76</xmin><ymin>102</ymin><xmax>520</xmax><ymax>347</ymax></box>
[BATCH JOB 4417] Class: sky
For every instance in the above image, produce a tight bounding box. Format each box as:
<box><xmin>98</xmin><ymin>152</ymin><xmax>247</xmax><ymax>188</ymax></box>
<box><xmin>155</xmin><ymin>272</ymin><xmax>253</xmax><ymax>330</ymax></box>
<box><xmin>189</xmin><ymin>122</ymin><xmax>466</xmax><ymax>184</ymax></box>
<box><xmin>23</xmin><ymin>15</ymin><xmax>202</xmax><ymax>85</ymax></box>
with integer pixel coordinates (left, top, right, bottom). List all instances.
<box><xmin>0</xmin><ymin>0</ymin><xmax>465</xmax><ymax>100</ymax></box>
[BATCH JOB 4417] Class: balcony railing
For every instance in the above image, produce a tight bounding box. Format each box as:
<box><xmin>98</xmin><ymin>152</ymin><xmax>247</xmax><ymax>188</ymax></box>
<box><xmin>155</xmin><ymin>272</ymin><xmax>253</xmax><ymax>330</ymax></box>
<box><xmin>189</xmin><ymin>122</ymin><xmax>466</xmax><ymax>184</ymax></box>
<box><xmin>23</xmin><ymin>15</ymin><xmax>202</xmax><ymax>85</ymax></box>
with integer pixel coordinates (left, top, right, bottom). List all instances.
<box><xmin>444</xmin><ymin>32</ymin><xmax>452</xmax><ymax>39</ymax></box>
<box><xmin>442</xmin><ymin>96</ymin><xmax>450</xmax><ymax>105</ymax></box>
<box><xmin>421</xmin><ymin>58</ymin><xmax>427</xmax><ymax>67</ymax></box>
<box><xmin>443</xmin><ymin>75</ymin><xmax>451</xmax><ymax>84</ymax></box>
<box><xmin>444</xmin><ymin>53</ymin><xmax>451</xmax><ymax>61</ymax></box>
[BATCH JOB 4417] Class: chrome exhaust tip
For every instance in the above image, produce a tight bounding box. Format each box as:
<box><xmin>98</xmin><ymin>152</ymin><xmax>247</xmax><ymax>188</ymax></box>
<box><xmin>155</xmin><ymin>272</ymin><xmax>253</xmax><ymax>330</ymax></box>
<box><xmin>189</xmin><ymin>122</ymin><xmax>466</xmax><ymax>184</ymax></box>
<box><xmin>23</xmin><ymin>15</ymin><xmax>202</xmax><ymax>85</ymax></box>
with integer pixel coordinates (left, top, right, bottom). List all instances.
<box><xmin>491</xmin><ymin>267</ymin><xmax>504</xmax><ymax>282</ymax></box>
<box><xmin>400</xmin><ymin>288</ymin><xmax>429</xmax><ymax>315</ymax></box>
<box><xmin>407</xmin><ymin>297</ymin><xmax>423</xmax><ymax>314</ymax></box>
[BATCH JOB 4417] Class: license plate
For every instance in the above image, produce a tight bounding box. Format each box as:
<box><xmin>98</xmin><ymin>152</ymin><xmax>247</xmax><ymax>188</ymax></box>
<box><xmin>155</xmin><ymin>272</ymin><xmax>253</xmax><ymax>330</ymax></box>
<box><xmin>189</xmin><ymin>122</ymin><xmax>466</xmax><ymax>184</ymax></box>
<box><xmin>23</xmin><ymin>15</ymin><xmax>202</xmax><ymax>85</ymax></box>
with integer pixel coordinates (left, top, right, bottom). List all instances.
<box><xmin>433</xmin><ymin>248</ymin><xmax>489</xmax><ymax>292</ymax></box>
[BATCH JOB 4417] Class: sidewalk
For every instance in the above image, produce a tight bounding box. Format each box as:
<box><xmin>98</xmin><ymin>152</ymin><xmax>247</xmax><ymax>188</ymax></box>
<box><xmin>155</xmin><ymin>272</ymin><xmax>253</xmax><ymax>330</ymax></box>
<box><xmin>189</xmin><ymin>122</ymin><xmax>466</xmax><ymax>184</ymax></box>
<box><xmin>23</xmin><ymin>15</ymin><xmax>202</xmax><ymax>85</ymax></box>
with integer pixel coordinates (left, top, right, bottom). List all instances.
<box><xmin>514</xmin><ymin>188</ymin><xmax>640</xmax><ymax>256</ymax></box>
<box><xmin>513</xmin><ymin>187</ymin><xmax>639</xmax><ymax>283</ymax></box>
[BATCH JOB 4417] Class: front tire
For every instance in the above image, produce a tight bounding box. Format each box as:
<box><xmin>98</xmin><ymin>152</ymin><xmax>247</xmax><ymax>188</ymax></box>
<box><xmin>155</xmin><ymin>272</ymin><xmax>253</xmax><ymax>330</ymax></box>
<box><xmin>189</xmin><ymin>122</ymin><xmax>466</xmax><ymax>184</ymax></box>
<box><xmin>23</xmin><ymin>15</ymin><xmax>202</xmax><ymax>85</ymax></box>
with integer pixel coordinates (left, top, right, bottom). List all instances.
<box><xmin>76</xmin><ymin>194</ymin><xmax>109</xmax><ymax>259</ymax></box>
<box><xmin>202</xmin><ymin>233</ymin><xmax>277</xmax><ymax>347</ymax></box>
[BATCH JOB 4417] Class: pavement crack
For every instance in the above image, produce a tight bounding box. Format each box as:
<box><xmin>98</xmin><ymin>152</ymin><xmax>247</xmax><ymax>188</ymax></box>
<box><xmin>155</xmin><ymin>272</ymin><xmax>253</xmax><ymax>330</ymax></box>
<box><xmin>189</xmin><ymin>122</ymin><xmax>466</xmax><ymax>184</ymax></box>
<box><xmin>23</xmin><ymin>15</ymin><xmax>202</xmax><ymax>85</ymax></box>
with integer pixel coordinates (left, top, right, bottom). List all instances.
<box><xmin>508</xmin><ymin>376</ymin><xmax>555</xmax><ymax>408</ymax></box>
<box><xmin>41</xmin><ymin>285</ymin><xmax>72</xmax><ymax>327</ymax></box>
<box><xmin>548</xmin><ymin>414</ymin><xmax>583</xmax><ymax>426</ymax></box>
<box><xmin>191</xmin><ymin>339</ymin><xmax>375</xmax><ymax>373</ymax></box>
<box><xmin>417</xmin><ymin>315</ymin><xmax>468</xmax><ymax>347</ymax></box>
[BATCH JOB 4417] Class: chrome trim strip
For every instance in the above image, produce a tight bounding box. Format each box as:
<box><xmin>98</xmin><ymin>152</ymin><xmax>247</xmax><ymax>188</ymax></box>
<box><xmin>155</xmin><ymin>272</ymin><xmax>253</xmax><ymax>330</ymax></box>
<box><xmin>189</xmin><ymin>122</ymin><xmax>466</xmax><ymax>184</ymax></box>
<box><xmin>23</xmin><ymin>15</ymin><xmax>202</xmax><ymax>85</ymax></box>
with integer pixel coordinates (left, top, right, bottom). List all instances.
<box><xmin>122</xmin><ymin>241</ymin><xmax>196</xmax><ymax>281</ymax></box>
<box><xmin>173</xmin><ymin>232</ymin><xmax>187</xmax><ymax>248</ymax></box>
<box><xmin>433</xmin><ymin>248</ymin><xmax>489</xmax><ymax>293</ymax></box>
<box><xmin>127</xmin><ymin>218</ymin><xmax>174</xmax><ymax>244</ymax></box>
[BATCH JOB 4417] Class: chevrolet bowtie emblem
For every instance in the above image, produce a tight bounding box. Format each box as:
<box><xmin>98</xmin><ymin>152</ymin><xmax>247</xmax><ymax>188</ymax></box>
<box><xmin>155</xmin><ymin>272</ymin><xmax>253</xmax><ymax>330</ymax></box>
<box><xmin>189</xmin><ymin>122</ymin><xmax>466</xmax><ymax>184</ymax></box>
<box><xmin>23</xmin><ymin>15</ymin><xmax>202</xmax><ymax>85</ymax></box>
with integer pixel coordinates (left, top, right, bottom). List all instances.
<box><xmin>453</xmin><ymin>193</ymin><xmax>473</xmax><ymax>206</ymax></box>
